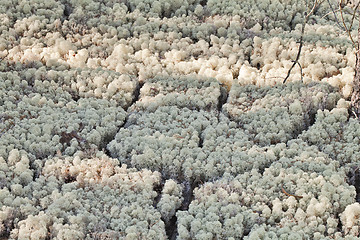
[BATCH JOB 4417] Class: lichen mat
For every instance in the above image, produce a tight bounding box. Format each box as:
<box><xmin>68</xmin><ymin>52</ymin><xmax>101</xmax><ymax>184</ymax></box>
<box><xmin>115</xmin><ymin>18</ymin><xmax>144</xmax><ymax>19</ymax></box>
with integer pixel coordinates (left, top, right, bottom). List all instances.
<box><xmin>1</xmin><ymin>0</ymin><xmax>360</xmax><ymax>239</ymax></box>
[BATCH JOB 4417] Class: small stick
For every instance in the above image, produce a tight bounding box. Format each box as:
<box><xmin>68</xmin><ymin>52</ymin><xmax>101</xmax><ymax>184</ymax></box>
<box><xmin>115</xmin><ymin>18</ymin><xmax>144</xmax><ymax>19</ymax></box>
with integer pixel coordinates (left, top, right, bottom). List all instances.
<box><xmin>281</xmin><ymin>185</ymin><xmax>303</xmax><ymax>199</ymax></box>
<box><xmin>347</xmin><ymin>3</ymin><xmax>360</xmax><ymax>31</ymax></box>
<box><xmin>283</xmin><ymin>31</ymin><xmax>304</xmax><ymax>83</ymax></box>
<box><xmin>339</xmin><ymin>0</ymin><xmax>359</xmax><ymax>49</ymax></box>
<box><xmin>324</xmin><ymin>0</ymin><xmax>345</xmax><ymax>30</ymax></box>
<box><xmin>284</xmin><ymin>0</ymin><xmax>319</xmax><ymax>83</ymax></box>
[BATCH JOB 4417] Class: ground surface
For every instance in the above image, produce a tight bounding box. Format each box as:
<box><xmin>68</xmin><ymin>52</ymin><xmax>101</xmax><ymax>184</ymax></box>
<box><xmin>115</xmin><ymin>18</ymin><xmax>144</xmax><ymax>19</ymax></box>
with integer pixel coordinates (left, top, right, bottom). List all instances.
<box><xmin>2</xmin><ymin>0</ymin><xmax>360</xmax><ymax>239</ymax></box>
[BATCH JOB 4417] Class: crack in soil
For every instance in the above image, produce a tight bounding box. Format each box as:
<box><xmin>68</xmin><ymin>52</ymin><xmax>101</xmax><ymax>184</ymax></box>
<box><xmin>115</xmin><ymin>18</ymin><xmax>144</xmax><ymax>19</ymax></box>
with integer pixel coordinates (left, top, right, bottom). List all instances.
<box><xmin>217</xmin><ymin>85</ymin><xmax>228</xmax><ymax>113</ymax></box>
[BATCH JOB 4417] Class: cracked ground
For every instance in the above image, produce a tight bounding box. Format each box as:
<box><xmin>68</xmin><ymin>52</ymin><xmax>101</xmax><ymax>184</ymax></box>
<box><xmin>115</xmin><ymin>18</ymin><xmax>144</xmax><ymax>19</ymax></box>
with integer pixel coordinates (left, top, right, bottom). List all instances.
<box><xmin>2</xmin><ymin>0</ymin><xmax>360</xmax><ymax>239</ymax></box>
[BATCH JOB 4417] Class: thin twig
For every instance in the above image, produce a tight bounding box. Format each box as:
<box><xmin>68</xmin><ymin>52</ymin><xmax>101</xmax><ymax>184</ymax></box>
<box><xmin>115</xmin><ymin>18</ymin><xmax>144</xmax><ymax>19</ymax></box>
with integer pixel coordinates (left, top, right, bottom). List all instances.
<box><xmin>283</xmin><ymin>0</ymin><xmax>319</xmax><ymax>83</ymax></box>
<box><xmin>349</xmin><ymin>6</ymin><xmax>360</xmax><ymax>29</ymax></box>
<box><xmin>321</xmin><ymin>8</ymin><xmax>340</xmax><ymax>20</ymax></box>
<box><xmin>325</xmin><ymin>0</ymin><xmax>345</xmax><ymax>30</ymax></box>
<box><xmin>297</xmin><ymin>60</ymin><xmax>303</xmax><ymax>78</ymax></box>
<box><xmin>281</xmin><ymin>185</ymin><xmax>303</xmax><ymax>199</ymax></box>
<box><xmin>344</xmin><ymin>8</ymin><xmax>360</xmax><ymax>25</ymax></box>
<box><xmin>334</xmin><ymin>7</ymin><xmax>360</xmax><ymax>26</ymax></box>
<box><xmin>283</xmin><ymin>25</ymin><xmax>305</xmax><ymax>83</ymax></box>
<box><xmin>352</xmin><ymin>110</ymin><xmax>359</xmax><ymax>119</ymax></box>
<box><xmin>339</xmin><ymin>1</ymin><xmax>359</xmax><ymax>49</ymax></box>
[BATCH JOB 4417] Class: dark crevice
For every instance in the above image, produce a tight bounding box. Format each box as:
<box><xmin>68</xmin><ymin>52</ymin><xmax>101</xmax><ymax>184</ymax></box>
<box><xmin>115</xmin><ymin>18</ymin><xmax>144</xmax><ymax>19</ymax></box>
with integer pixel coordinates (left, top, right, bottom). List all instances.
<box><xmin>347</xmin><ymin>166</ymin><xmax>360</xmax><ymax>203</ymax></box>
<box><xmin>217</xmin><ymin>85</ymin><xmax>228</xmax><ymax>112</ymax></box>
<box><xmin>166</xmin><ymin>215</ymin><xmax>177</xmax><ymax>240</ymax></box>
<box><xmin>199</xmin><ymin>0</ymin><xmax>207</xmax><ymax>7</ymax></box>
<box><xmin>336</xmin><ymin>212</ymin><xmax>343</xmax><ymax>234</ymax></box>
<box><xmin>69</xmin><ymin>90</ymin><xmax>80</xmax><ymax>102</ymax></box>
<box><xmin>63</xmin><ymin>4</ymin><xmax>73</xmax><ymax>21</ymax></box>
<box><xmin>163</xmin><ymin>180</ymin><xmax>200</xmax><ymax>240</ymax></box>
<box><xmin>295</xmin><ymin>111</ymin><xmax>317</xmax><ymax>139</ymax></box>
<box><xmin>103</xmin><ymin>113</ymin><xmax>130</xmax><ymax>157</ymax></box>
<box><xmin>308</xmin><ymin>111</ymin><xmax>317</xmax><ymax>126</ymax></box>
<box><xmin>246</xmin><ymin>48</ymin><xmax>252</xmax><ymax>65</ymax></box>
<box><xmin>100</xmin><ymin>133</ymin><xmax>117</xmax><ymax>152</ymax></box>
<box><xmin>258</xmin><ymin>166</ymin><xmax>266</xmax><ymax>175</ymax></box>
<box><xmin>152</xmin><ymin>177</ymin><xmax>183</xmax><ymax>240</ymax></box>
<box><xmin>27</xmin><ymin>78</ymin><xmax>35</xmax><ymax>88</ymax></box>
<box><xmin>0</xmin><ymin>175</ymin><xmax>7</xmax><ymax>189</ymax></box>
<box><xmin>30</xmin><ymin>159</ymin><xmax>42</xmax><ymax>182</ymax></box>
<box><xmin>60</xmin><ymin>129</ymin><xmax>87</xmax><ymax>151</ymax></box>
<box><xmin>64</xmin><ymin>174</ymin><xmax>77</xmax><ymax>184</ymax></box>
<box><xmin>303</xmin><ymin>111</ymin><xmax>317</xmax><ymax>132</ymax></box>
<box><xmin>103</xmin><ymin>146</ymin><xmax>112</xmax><ymax>159</ymax></box>
<box><xmin>129</xmin><ymin>81</ymin><xmax>144</xmax><ymax>109</ymax></box>
<box><xmin>152</xmin><ymin>179</ymin><xmax>165</xmax><ymax>209</ymax></box>
<box><xmin>104</xmin><ymin>80</ymin><xmax>144</xmax><ymax>157</ymax></box>
<box><xmin>0</xmin><ymin>208</ymin><xmax>17</xmax><ymax>239</ymax></box>
<box><xmin>181</xmin><ymin>180</ymin><xmax>197</xmax><ymax>211</ymax></box>
<box><xmin>152</xmin><ymin>179</ymin><xmax>179</xmax><ymax>240</ymax></box>
<box><xmin>198</xmin><ymin>132</ymin><xmax>203</xmax><ymax>148</ymax></box>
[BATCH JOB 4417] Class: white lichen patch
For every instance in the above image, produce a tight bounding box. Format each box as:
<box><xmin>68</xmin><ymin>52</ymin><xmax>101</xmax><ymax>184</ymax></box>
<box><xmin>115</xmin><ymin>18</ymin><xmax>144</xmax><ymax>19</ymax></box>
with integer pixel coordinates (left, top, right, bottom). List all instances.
<box><xmin>0</xmin><ymin>152</ymin><xmax>166</xmax><ymax>239</ymax></box>
<box><xmin>177</xmin><ymin>163</ymin><xmax>355</xmax><ymax>239</ymax></box>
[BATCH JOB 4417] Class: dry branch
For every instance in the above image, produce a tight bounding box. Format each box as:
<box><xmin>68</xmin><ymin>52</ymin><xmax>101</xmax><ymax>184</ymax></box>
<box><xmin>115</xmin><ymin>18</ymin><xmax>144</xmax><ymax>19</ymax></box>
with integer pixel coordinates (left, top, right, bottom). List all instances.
<box><xmin>283</xmin><ymin>0</ymin><xmax>320</xmax><ymax>83</ymax></box>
